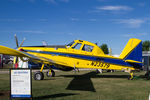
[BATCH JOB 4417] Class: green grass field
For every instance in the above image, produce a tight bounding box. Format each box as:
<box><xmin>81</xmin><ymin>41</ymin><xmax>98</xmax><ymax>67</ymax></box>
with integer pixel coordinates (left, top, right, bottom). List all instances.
<box><xmin>0</xmin><ymin>70</ymin><xmax>150</xmax><ymax>100</ymax></box>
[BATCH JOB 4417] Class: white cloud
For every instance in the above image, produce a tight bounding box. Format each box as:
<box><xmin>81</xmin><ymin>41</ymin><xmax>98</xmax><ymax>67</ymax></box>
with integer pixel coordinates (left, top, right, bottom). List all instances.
<box><xmin>0</xmin><ymin>19</ymin><xmax>24</xmax><ymax>22</ymax></box>
<box><xmin>96</xmin><ymin>6</ymin><xmax>132</xmax><ymax>11</ymax></box>
<box><xmin>11</xmin><ymin>0</ymin><xmax>35</xmax><ymax>3</ymax></box>
<box><xmin>44</xmin><ymin>0</ymin><xmax>56</xmax><ymax>4</ymax></box>
<box><xmin>67</xmin><ymin>33</ymin><xmax>74</xmax><ymax>36</ymax></box>
<box><xmin>89</xmin><ymin>19</ymin><xmax>97</xmax><ymax>22</ymax></box>
<box><xmin>29</xmin><ymin>0</ymin><xmax>35</xmax><ymax>2</ymax></box>
<box><xmin>70</xmin><ymin>18</ymin><xmax>79</xmax><ymax>21</ymax></box>
<box><xmin>114</xmin><ymin>19</ymin><xmax>146</xmax><ymax>28</ymax></box>
<box><xmin>137</xmin><ymin>33</ymin><xmax>148</xmax><ymax>36</ymax></box>
<box><xmin>97</xmin><ymin>0</ymin><xmax>109</xmax><ymax>2</ymax></box>
<box><xmin>38</xmin><ymin>19</ymin><xmax>48</xmax><ymax>22</ymax></box>
<box><xmin>59</xmin><ymin>0</ymin><xmax>69</xmax><ymax>3</ymax></box>
<box><xmin>122</xmin><ymin>33</ymin><xmax>148</xmax><ymax>38</ymax></box>
<box><xmin>18</xmin><ymin>30</ymin><xmax>47</xmax><ymax>34</ymax></box>
<box><xmin>44</xmin><ymin>0</ymin><xmax>69</xmax><ymax>4</ymax></box>
<box><xmin>1</xmin><ymin>30</ymin><xmax>47</xmax><ymax>34</ymax></box>
<box><xmin>138</xmin><ymin>2</ymin><xmax>146</xmax><ymax>7</ymax></box>
<box><xmin>11</xmin><ymin>0</ymin><xmax>69</xmax><ymax>3</ymax></box>
<box><xmin>122</xmin><ymin>34</ymin><xmax>135</xmax><ymax>37</ymax></box>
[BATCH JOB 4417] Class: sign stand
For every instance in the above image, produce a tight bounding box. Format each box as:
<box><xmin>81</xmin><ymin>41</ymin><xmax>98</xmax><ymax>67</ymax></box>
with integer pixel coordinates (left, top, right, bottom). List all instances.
<box><xmin>10</xmin><ymin>69</ymin><xmax>32</xmax><ymax>100</ymax></box>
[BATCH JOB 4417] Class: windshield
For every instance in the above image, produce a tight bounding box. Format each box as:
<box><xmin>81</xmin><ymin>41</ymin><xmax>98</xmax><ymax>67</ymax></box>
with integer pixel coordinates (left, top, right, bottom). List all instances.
<box><xmin>66</xmin><ymin>41</ymin><xmax>75</xmax><ymax>47</ymax></box>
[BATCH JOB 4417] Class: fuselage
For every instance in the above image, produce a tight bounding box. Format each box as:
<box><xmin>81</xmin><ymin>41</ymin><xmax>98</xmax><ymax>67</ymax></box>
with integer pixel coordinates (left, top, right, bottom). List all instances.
<box><xmin>18</xmin><ymin>40</ymin><xmax>140</xmax><ymax>71</ymax></box>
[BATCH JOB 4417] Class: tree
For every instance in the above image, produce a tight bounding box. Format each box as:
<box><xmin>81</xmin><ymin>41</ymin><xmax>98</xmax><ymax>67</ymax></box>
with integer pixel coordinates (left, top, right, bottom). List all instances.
<box><xmin>100</xmin><ymin>44</ymin><xmax>109</xmax><ymax>54</ymax></box>
<box><xmin>142</xmin><ymin>40</ymin><xmax>150</xmax><ymax>51</ymax></box>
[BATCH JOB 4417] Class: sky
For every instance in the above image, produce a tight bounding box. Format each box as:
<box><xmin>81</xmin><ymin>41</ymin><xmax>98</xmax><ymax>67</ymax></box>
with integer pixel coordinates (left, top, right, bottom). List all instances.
<box><xmin>0</xmin><ymin>0</ymin><xmax>150</xmax><ymax>55</ymax></box>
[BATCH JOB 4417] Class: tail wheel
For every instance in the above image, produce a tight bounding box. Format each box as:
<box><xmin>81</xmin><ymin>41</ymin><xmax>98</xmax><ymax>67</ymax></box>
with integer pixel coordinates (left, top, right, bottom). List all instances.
<box><xmin>46</xmin><ymin>69</ymin><xmax>55</xmax><ymax>77</ymax></box>
<box><xmin>34</xmin><ymin>71</ymin><xmax>44</xmax><ymax>80</ymax></box>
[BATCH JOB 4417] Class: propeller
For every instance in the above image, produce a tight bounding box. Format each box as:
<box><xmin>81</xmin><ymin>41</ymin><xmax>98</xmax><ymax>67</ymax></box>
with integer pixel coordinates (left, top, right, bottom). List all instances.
<box><xmin>14</xmin><ymin>34</ymin><xmax>26</xmax><ymax>68</ymax></box>
<box><xmin>14</xmin><ymin>34</ymin><xmax>26</xmax><ymax>48</ymax></box>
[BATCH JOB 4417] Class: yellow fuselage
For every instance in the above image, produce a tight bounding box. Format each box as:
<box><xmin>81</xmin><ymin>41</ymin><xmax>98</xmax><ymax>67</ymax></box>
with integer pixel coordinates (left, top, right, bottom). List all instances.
<box><xmin>19</xmin><ymin>40</ymin><xmax>136</xmax><ymax>71</ymax></box>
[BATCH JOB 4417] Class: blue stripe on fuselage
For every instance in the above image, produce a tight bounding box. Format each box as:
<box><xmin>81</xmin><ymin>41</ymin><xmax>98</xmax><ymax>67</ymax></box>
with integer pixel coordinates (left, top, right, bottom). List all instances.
<box><xmin>25</xmin><ymin>50</ymin><xmax>141</xmax><ymax>68</ymax></box>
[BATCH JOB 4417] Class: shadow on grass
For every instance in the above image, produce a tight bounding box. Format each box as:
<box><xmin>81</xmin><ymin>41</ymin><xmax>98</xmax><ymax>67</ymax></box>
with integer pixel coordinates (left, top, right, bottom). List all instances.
<box><xmin>0</xmin><ymin>91</ymin><xmax>10</xmax><ymax>97</ymax></box>
<box><xmin>138</xmin><ymin>75</ymin><xmax>150</xmax><ymax>80</ymax></box>
<box><xmin>61</xmin><ymin>71</ymin><xmax>129</xmax><ymax>92</ymax></box>
<box><xmin>42</xmin><ymin>78</ymin><xmax>55</xmax><ymax>80</ymax></box>
<box><xmin>0</xmin><ymin>93</ymin><xmax>4</xmax><ymax>96</ymax></box>
<box><xmin>33</xmin><ymin>93</ymin><xmax>78</xmax><ymax>100</ymax></box>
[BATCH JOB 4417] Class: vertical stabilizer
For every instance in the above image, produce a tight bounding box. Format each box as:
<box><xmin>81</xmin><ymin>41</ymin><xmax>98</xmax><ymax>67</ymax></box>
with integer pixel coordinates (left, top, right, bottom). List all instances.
<box><xmin>119</xmin><ymin>38</ymin><xmax>142</xmax><ymax>63</ymax></box>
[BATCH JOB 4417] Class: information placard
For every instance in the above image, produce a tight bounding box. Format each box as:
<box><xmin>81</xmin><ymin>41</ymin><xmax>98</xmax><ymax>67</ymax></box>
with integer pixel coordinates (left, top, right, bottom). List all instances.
<box><xmin>10</xmin><ymin>69</ymin><xmax>32</xmax><ymax>98</ymax></box>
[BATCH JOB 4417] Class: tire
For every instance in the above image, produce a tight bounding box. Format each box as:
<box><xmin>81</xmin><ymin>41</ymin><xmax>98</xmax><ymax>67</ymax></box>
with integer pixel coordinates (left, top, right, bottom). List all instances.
<box><xmin>34</xmin><ymin>71</ymin><xmax>44</xmax><ymax>80</ymax></box>
<box><xmin>46</xmin><ymin>70</ymin><xmax>55</xmax><ymax>77</ymax></box>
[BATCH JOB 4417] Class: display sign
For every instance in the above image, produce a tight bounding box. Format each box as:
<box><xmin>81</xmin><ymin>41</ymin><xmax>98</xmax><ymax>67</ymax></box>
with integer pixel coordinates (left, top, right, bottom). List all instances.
<box><xmin>10</xmin><ymin>69</ymin><xmax>32</xmax><ymax>98</ymax></box>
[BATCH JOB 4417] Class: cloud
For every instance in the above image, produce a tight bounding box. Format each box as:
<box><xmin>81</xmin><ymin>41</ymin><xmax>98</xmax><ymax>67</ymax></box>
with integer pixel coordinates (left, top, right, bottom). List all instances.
<box><xmin>122</xmin><ymin>33</ymin><xmax>148</xmax><ymax>38</ymax></box>
<box><xmin>0</xmin><ymin>19</ymin><xmax>24</xmax><ymax>22</ymax></box>
<box><xmin>70</xmin><ymin>18</ymin><xmax>79</xmax><ymax>21</ymax></box>
<box><xmin>137</xmin><ymin>33</ymin><xmax>148</xmax><ymax>36</ymax></box>
<box><xmin>10</xmin><ymin>0</ymin><xmax>35</xmax><ymax>3</ymax></box>
<box><xmin>97</xmin><ymin>0</ymin><xmax>109</xmax><ymax>2</ymax></box>
<box><xmin>114</xmin><ymin>19</ymin><xmax>146</xmax><ymax>28</ymax></box>
<box><xmin>44</xmin><ymin>0</ymin><xmax>69</xmax><ymax>4</ymax></box>
<box><xmin>67</xmin><ymin>33</ymin><xmax>74</xmax><ymax>36</ymax></box>
<box><xmin>59</xmin><ymin>0</ymin><xmax>69</xmax><ymax>3</ymax></box>
<box><xmin>1</xmin><ymin>30</ymin><xmax>47</xmax><ymax>34</ymax></box>
<box><xmin>29</xmin><ymin>0</ymin><xmax>35</xmax><ymax>2</ymax></box>
<box><xmin>18</xmin><ymin>30</ymin><xmax>47</xmax><ymax>34</ymax></box>
<box><xmin>44</xmin><ymin>0</ymin><xmax>57</xmax><ymax>4</ymax></box>
<box><xmin>38</xmin><ymin>19</ymin><xmax>49</xmax><ymax>22</ymax></box>
<box><xmin>11</xmin><ymin>0</ymin><xmax>69</xmax><ymax>4</ymax></box>
<box><xmin>122</xmin><ymin>34</ymin><xmax>134</xmax><ymax>38</ymax></box>
<box><xmin>89</xmin><ymin>19</ymin><xmax>97</xmax><ymax>22</ymax></box>
<box><xmin>138</xmin><ymin>2</ymin><xmax>146</xmax><ymax>7</ymax></box>
<box><xmin>96</xmin><ymin>5</ymin><xmax>132</xmax><ymax>11</ymax></box>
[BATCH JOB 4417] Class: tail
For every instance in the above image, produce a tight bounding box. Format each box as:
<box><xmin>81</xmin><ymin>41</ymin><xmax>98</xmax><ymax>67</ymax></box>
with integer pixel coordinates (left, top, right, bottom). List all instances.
<box><xmin>119</xmin><ymin>38</ymin><xmax>142</xmax><ymax>65</ymax></box>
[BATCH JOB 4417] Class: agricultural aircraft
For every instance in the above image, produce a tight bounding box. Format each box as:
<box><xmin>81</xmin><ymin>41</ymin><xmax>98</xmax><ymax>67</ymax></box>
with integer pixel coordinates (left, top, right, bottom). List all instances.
<box><xmin>0</xmin><ymin>36</ymin><xmax>142</xmax><ymax>80</ymax></box>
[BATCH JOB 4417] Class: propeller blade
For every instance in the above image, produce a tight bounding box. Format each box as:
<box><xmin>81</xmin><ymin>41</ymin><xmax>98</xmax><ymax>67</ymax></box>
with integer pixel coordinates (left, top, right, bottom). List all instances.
<box><xmin>20</xmin><ymin>38</ymin><xmax>26</xmax><ymax>47</ymax></box>
<box><xmin>14</xmin><ymin>34</ymin><xmax>19</xmax><ymax>48</ymax></box>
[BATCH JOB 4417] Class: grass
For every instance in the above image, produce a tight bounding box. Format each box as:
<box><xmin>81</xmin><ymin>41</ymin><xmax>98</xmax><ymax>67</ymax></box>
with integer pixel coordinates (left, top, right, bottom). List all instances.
<box><xmin>0</xmin><ymin>70</ymin><xmax>150</xmax><ymax>100</ymax></box>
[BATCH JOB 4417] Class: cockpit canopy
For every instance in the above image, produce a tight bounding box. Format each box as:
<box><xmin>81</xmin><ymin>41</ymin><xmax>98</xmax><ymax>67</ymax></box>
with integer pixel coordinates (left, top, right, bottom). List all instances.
<box><xmin>66</xmin><ymin>40</ymin><xmax>104</xmax><ymax>55</ymax></box>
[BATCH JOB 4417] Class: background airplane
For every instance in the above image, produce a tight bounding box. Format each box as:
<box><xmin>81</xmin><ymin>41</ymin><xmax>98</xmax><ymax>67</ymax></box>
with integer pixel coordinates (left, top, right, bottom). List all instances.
<box><xmin>0</xmin><ymin>36</ymin><xmax>142</xmax><ymax>80</ymax></box>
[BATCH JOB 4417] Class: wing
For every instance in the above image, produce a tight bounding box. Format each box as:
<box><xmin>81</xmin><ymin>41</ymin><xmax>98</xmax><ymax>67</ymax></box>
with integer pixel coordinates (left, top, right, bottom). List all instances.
<box><xmin>0</xmin><ymin>45</ymin><xmax>66</xmax><ymax>65</ymax></box>
<box><xmin>0</xmin><ymin>45</ymin><xmax>53</xmax><ymax>63</ymax></box>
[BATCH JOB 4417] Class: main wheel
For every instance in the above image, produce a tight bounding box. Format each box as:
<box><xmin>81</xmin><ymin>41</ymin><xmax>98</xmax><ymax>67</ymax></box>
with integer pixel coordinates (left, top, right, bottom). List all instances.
<box><xmin>34</xmin><ymin>71</ymin><xmax>44</xmax><ymax>80</ymax></box>
<box><xmin>46</xmin><ymin>70</ymin><xmax>55</xmax><ymax>77</ymax></box>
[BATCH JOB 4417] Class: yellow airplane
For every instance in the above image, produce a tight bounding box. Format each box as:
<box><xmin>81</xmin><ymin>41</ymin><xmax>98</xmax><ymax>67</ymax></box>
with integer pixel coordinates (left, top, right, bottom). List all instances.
<box><xmin>0</xmin><ymin>37</ymin><xmax>142</xmax><ymax>80</ymax></box>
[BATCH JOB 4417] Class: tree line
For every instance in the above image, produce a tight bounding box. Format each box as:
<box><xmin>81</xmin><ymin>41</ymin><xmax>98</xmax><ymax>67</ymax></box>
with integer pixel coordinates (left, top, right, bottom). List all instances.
<box><xmin>100</xmin><ymin>40</ymin><xmax>150</xmax><ymax>54</ymax></box>
<box><xmin>142</xmin><ymin>40</ymin><xmax>150</xmax><ymax>51</ymax></box>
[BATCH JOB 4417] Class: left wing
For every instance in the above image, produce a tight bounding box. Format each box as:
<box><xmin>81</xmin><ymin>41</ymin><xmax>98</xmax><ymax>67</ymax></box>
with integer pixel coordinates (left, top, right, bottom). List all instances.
<box><xmin>0</xmin><ymin>45</ymin><xmax>66</xmax><ymax>65</ymax></box>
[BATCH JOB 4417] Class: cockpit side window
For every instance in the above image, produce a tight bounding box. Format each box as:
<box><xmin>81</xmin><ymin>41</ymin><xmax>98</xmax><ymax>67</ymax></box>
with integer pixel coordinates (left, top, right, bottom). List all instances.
<box><xmin>72</xmin><ymin>43</ymin><xmax>82</xmax><ymax>50</ymax></box>
<box><xmin>82</xmin><ymin>45</ymin><xmax>94</xmax><ymax>52</ymax></box>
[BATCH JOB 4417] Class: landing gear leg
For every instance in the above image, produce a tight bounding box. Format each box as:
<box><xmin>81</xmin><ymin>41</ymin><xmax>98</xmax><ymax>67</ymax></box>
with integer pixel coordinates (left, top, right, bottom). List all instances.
<box><xmin>128</xmin><ymin>71</ymin><xmax>134</xmax><ymax>80</ymax></box>
<box><xmin>34</xmin><ymin>64</ymin><xmax>45</xmax><ymax>80</ymax></box>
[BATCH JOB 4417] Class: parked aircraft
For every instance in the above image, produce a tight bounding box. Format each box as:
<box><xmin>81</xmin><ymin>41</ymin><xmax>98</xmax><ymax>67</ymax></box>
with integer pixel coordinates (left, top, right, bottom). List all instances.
<box><xmin>0</xmin><ymin>36</ymin><xmax>142</xmax><ymax>80</ymax></box>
